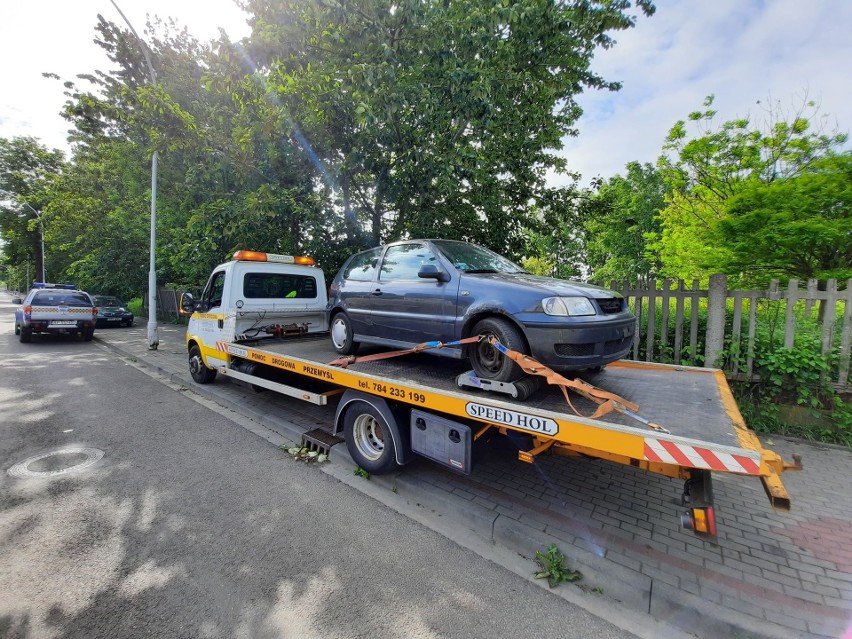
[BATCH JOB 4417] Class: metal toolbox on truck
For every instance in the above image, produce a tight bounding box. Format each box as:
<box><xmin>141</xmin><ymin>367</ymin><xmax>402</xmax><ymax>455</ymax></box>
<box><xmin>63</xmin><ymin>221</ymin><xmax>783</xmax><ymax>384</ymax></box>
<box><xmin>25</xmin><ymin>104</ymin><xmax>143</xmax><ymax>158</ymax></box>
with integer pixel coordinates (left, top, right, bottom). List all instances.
<box><xmin>410</xmin><ymin>409</ymin><xmax>472</xmax><ymax>474</ymax></box>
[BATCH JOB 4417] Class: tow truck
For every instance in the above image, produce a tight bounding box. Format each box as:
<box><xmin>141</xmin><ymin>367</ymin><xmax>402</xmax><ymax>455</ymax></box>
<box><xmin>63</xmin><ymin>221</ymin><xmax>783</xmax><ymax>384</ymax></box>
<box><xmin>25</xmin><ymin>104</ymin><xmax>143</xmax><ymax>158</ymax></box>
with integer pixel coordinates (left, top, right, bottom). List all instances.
<box><xmin>182</xmin><ymin>250</ymin><xmax>801</xmax><ymax>540</ymax></box>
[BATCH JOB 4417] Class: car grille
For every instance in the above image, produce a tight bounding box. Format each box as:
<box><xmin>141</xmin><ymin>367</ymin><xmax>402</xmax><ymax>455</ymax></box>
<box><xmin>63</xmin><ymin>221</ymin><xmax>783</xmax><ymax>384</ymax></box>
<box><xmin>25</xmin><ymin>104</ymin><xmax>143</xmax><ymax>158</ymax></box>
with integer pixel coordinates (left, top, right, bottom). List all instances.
<box><xmin>604</xmin><ymin>335</ymin><xmax>633</xmax><ymax>355</ymax></box>
<box><xmin>596</xmin><ymin>298</ymin><xmax>624</xmax><ymax>314</ymax></box>
<box><xmin>555</xmin><ymin>335</ymin><xmax>633</xmax><ymax>358</ymax></box>
<box><xmin>554</xmin><ymin>343</ymin><xmax>595</xmax><ymax>357</ymax></box>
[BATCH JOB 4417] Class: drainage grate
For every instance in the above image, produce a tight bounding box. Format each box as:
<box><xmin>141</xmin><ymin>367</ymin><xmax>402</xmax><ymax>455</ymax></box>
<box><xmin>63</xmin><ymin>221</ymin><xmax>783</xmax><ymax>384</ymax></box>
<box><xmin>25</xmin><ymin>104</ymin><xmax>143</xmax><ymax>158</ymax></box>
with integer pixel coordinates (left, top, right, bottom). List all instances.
<box><xmin>300</xmin><ymin>428</ymin><xmax>344</xmax><ymax>455</ymax></box>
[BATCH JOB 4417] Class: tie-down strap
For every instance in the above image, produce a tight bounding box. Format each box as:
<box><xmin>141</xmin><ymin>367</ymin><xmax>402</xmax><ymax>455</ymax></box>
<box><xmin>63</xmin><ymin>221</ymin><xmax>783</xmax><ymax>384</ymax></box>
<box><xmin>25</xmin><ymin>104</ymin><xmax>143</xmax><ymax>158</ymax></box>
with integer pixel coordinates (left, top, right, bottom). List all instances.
<box><xmin>328</xmin><ymin>335</ymin><xmax>483</xmax><ymax>368</ymax></box>
<box><xmin>489</xmin><ymin>338</ymin><xmax>670</xmax><ymax>433</ymax></box>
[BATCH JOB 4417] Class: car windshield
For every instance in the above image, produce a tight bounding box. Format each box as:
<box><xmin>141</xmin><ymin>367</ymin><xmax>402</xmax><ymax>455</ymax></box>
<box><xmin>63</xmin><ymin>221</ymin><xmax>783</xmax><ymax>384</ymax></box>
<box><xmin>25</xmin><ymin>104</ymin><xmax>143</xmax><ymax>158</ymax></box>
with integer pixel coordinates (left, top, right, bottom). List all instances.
<box><xmin>94</xmin><ymin>296</ymin><xmax>122</xmax><ymax>306</ymax></box>
<box><xmin>431</xmin><ymin>240</ymin><xmax>525</xmax><ymax>274</ymax></box>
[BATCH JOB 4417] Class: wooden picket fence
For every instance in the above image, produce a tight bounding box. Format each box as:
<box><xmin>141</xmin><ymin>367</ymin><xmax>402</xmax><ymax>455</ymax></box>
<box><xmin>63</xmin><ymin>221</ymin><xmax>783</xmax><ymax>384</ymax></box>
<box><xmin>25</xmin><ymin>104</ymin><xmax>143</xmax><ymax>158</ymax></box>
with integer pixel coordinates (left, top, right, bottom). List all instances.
<box><xmin>602</xmin><ymin>274</ymin><xmax>852</xmax><ymax>389</ymax></box>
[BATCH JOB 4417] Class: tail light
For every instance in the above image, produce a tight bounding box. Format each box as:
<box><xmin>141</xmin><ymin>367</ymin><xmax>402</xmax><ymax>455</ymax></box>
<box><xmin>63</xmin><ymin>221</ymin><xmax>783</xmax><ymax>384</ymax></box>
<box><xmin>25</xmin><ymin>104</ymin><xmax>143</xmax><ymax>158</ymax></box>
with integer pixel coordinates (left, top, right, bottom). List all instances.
<box><xmin>681</xmin><ymin>506</ymin><xmax>717</xmax><ymax>537</ymax></box>
<box><xmin>92</xmin><ymin>307</ymin><xmax>98</xmax><ymax>317</ymax></box>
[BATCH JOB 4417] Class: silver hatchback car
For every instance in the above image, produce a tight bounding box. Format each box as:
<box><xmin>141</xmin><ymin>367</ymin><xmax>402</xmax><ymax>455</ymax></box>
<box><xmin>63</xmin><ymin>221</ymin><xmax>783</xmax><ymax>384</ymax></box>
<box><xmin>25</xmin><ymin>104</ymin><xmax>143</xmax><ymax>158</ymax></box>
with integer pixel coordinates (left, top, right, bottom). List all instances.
<box><xmin>328</xmin><ymin>239</ymin><xmax>636</xmax><ymax>381</ymax></box>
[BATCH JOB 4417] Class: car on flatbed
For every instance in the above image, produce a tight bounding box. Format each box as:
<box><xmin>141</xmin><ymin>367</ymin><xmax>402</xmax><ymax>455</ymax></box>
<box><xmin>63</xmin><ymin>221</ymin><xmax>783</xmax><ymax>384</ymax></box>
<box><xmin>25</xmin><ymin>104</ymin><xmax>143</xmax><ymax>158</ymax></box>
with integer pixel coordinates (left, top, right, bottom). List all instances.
<box><xmin>328</xmin><ymin>239</ymin><xmax>636</xmax><ymax>381</ymax></box>
<box><xmin>13</xmin><ymin>283</ymin><xmax>98</xmax><ymax>342</ymax></box>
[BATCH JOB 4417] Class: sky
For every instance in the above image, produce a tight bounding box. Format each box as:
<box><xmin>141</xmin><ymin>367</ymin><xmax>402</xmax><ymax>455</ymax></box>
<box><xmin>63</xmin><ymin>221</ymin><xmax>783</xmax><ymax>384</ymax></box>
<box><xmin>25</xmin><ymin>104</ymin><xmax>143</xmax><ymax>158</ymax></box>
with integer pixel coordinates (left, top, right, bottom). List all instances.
<box><xmin>1</xmin><ymin>0</ymin><xmax>850</xmax><ymax>187</ymax></box>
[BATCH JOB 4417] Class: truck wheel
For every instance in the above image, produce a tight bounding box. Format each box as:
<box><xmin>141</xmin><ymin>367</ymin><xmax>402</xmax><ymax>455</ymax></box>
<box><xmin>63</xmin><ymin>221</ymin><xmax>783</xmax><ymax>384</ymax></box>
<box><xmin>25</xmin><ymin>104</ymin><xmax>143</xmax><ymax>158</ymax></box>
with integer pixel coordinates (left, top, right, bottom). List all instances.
<box><xmin>330</xmin><ymin>312</ymin><xmax>359</xmax><ymax>355</ymax></box>
<box><xmin>470</xmin><ymin>317</ymin><xmax>525</xmax><ymax>382</ymax></box>
<box><xmin>189</xmin><ymin>344</ymin><xmax>217</xmax><ymax>384</ymax></box>
<box><xmin>343</xmin><ymin>402</ymin><xmax>399</xmax><ymax>475</ymax></box>
<box><xmin>82</xmin><ymin>328</ymin><xmax>95</xmax><ymax>341</ymax></box>
<box><xmin>19</xmin><ymin>327</ymin><xmax>32</xmax><ymax>343</ymax></box>
<box><xmin>14</xmin><ymin>323</ymin><xmax>20</xmax><ymax>335</ymax></box>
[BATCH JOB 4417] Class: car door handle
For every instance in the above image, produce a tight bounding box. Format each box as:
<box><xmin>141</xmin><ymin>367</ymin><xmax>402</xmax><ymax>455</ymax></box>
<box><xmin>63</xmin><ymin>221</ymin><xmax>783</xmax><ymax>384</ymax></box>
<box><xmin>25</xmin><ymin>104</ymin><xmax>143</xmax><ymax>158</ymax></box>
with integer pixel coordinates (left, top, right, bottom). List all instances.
<box><xmin>371</xmin><ymin>288</ymin><xmax>383</xmax><ymax>296</ymax></box>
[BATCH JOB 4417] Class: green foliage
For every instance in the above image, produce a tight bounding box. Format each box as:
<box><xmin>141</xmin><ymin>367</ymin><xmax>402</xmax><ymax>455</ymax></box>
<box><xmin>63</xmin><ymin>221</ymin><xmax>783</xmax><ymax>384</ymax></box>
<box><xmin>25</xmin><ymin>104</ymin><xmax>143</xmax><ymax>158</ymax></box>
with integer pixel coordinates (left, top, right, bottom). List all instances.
<box><xmin>533</xmin><ymin>543</ymin><xmax>581</xmax><ymax>588</ymax></box>
<box><xmin>585</xmin><ymin>161</ymin><xmax>666</xmax><ymax>283</ymax></box>
<box><xmin>0</xmin><ymin>137</ymin><xmax>66</xmax><ymax>283</ymax></box>
<box><xmin>718</xmin><ymin>153</ymin><xmax>852</xmax><ymax>282</ymax></box>
<box><xmin>353</xmin><ymin>466</ymin><xmax>370</xmax><ymax>480</ymax></box>
<box><xmin>127</xmin><ymin>297</ymin><xmax>144</xmax><ymax>315</ymax></box>
<box><xmin>652</xmin><ymin>95</ymin><xmax>849</xmax><ymax>285</ymax></box>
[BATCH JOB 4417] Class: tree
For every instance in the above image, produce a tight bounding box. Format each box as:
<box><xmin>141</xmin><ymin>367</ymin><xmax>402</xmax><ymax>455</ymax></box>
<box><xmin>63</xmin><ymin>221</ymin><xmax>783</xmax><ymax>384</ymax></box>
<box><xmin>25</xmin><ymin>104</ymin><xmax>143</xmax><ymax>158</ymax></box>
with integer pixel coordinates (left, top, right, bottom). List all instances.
<box><xmin>584</xmin><ymin>161</ymin><xmax>665</xmax><ymax>283</ymax></box>
<box><xmin>0</xmin><ymin>137</ymin><xmax>65</xmax><ymax>283</ymax></box>
<box><xmin>717</xmin><ymin>152</ymin><xmax>852</xmax><ymax>282</ymax></box>
<box><xmin>652</xmin><ymin>95</ymin><xmax>848</xmax><ymax>283</ymax></box>
<box><xmin>243</xmin><ymin>0</ymin><xmax>656</xmax><ymax>257</ymax></box>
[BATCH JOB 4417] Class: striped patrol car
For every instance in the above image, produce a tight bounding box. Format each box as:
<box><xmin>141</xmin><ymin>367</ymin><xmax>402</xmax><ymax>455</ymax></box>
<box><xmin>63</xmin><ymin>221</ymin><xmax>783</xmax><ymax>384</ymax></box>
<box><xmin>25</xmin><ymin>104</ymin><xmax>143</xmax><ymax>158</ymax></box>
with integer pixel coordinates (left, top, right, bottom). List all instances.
<box><xmin>13</xmin><ymin>283</ymin><xmax>98</xmax><ymax>343</ymax></box>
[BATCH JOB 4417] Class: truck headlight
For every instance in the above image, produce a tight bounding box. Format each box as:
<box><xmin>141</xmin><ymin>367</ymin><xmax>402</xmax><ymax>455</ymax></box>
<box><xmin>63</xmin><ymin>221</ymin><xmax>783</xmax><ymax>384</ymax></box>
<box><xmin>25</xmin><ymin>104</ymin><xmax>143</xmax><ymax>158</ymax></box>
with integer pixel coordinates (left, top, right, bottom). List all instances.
<box><xmin>542</xmin><ymin>297</ymin><xmax>596</xmax><ymax>316</ymax></box>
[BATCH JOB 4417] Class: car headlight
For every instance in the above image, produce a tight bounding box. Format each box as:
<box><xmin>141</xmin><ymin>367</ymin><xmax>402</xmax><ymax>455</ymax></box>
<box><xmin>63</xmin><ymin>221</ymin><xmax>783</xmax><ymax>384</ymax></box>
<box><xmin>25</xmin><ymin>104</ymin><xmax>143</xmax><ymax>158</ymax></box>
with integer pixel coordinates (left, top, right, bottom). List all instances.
<box><xmin>542</xmin><ymin>297</ymin><xmax>596</xmax><ymax>316</ymax></box>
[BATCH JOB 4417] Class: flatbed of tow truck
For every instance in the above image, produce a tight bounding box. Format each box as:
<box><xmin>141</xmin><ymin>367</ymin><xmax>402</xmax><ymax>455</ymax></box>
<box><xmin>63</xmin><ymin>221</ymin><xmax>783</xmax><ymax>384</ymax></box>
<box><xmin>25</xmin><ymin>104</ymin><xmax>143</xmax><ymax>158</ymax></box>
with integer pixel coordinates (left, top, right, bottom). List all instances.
<box><xmin>219</xmin><ymin>334</ymin><xmax>797</xmax><ymax>530</ymax></box>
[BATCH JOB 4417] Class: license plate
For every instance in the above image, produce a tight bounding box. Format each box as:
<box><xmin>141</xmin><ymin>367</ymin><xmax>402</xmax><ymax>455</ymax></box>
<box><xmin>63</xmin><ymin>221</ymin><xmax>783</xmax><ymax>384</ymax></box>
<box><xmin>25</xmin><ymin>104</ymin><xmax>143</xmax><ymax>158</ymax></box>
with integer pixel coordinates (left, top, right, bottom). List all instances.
<box><xmin>107</xmin><ymin>318</ymin><xmax>121</xmax><ymax>321</ymax></box>
<box><xmin>50</xmin><ymin>321</ymin><xmax>77</xmax><ymax>326</ymax></box>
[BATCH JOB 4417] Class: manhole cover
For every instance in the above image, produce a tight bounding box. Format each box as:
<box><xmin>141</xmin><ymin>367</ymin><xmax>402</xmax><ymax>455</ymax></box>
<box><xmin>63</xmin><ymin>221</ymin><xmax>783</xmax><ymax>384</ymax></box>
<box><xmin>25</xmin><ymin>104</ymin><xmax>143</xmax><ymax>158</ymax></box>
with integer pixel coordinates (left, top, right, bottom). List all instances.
<box><xmin>7</xmin><ymin>448</ymin><xmax>104</xmax><ymax>478</ymax></box>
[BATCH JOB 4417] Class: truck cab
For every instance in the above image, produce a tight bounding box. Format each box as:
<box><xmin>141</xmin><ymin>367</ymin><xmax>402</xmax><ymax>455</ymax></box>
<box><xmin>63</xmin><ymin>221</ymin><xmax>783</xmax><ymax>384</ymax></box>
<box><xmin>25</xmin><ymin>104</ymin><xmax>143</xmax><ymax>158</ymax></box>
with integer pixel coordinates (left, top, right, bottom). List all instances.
<box><xmin>183</xmin><ymin>250</ymin><xmax>329</xmax><ymax>381</ymax></box>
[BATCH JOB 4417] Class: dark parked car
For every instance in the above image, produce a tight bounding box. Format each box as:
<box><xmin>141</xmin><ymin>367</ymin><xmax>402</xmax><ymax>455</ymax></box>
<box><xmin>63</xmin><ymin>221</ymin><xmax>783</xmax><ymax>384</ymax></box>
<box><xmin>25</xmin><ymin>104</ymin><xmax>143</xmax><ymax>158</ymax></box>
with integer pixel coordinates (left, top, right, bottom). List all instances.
<box><xmin>92</xmin><ymin>296</ymin><xmax>134</xmax><ymax>327</ymax></box>
<box><xmin>328</xmin><ymin>239</ymin><xmax>635</xmax><ymax>381</ymax></box>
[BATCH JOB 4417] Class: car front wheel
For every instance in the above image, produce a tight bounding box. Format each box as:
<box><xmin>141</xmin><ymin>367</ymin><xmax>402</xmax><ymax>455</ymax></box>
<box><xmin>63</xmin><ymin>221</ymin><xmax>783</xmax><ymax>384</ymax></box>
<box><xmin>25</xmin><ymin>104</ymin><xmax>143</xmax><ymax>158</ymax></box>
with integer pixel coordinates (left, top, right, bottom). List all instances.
<box><xmin>330</xmin><ymin>312</ymin><xmax>359</xmax><ymax>355</ymax></box>
<box><xmin>470</xmin><ymin>317</ymin><xmax>526</xmax><ymax>382</ymax></box>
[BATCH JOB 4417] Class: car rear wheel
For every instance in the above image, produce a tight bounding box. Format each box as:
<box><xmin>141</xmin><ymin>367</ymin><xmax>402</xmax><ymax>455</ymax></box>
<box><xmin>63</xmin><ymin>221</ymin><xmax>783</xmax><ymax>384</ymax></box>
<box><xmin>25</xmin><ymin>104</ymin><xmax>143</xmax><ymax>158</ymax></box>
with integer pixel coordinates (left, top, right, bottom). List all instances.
<box><xmin>330</xmin><ymin>312</ymin><xmax>359</xmax><ymax>355</ymax></box>
<box><xmin>82</xmin><ymin>328</ymin><xmax>95</xmax><ymax>341</ymax></box>
<box><xmin>470</xmin><ymin>317</ymin><xmax>525</xmax><ymax>382</ymax></box>
<box><xmin>19</xmin><ymin>327</ymin><xmax>32</xmax><ymax>343</ymax></box>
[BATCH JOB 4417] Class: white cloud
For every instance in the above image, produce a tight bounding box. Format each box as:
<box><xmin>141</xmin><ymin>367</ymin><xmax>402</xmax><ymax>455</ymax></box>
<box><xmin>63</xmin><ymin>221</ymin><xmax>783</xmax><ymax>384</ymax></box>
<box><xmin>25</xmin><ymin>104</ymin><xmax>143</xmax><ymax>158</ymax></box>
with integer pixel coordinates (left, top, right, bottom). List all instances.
<box><xmin>556</xmin><ymin>0</ymin><xmax>852</xmax><ymax>185</ymax></box>
<box><xmin>2</xmin><ymin>0</ymin><xmax>849</xmax><ymax>187</ymax></box>
<box><xmin>0</xmin><ymin>0</ymin><xmax>249</xmax><ymax>153</ymax></box>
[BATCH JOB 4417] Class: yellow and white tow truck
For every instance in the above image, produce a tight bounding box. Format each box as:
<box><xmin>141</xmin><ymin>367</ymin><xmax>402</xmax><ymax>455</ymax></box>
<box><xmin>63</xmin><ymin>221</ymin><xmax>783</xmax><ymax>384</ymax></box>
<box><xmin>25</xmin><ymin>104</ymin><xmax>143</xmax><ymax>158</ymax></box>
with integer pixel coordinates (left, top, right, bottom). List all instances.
<box><xmin>182</xmin><ymin>250</ymin><xmax>801</xmax><ymax>539</ymax></box>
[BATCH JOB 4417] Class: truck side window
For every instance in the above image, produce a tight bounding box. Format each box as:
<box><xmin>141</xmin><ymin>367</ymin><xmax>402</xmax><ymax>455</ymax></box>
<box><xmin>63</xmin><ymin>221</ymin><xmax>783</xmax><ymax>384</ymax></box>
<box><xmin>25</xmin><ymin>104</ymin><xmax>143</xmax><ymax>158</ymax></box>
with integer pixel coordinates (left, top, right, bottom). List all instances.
<box><xmin>204</xmin><ymin>271</ymin><xmax>226</xmax><ymax>309</ymax></box>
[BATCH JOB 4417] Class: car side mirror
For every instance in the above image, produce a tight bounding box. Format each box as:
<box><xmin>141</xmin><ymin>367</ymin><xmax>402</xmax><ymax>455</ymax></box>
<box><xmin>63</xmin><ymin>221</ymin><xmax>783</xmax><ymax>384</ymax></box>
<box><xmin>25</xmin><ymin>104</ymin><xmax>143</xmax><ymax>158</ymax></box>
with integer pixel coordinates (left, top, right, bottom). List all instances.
<box><xmin>418</xmin><ymin>264</ymin><xmax>450</xmax><ymax>282</ymax></box>
<box><xmin>180</xmin><ymin>292</ymin><xmax>201</xmax><ymax>315</ymax></box>
<box><xmin>11</xmin><ymin>297</ymin><xmax>23</xmax><ymax>304</ymax></box>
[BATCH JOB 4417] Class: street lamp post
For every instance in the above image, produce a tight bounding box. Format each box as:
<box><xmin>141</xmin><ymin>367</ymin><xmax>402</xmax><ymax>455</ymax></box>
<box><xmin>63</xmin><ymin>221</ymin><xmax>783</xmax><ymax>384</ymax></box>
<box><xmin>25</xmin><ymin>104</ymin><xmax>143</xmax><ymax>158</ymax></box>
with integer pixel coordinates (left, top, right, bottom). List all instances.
<box><xmin>110</xmin><ymin>0</ymin><xmax>159</xmax><ymax>350</ymax></box>
<box><xmin>22</xmin><ymin>202</ymin><xmax>46</xmax><ymax>283</ymax></box>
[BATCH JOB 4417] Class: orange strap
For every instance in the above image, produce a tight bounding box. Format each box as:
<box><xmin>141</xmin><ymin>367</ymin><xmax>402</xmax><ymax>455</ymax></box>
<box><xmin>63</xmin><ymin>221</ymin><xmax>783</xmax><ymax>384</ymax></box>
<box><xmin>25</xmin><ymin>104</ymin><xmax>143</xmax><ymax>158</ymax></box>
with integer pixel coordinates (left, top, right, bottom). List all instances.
<box><xmin>491</xmin><ymin>337</ymin><xmax>640</xmax><ymax>420</ymax></box>
<box><xmin>329</xmin><ymin>336</ymin><xmax>482</xmax><ymax>368</ymax></box>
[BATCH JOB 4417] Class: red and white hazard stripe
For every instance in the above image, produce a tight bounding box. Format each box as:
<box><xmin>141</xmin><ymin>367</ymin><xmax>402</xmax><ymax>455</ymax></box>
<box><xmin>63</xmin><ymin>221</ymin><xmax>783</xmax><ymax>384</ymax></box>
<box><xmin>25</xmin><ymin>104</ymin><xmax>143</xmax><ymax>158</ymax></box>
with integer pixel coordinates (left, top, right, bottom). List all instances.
<box><xmin>215</xmin><ymin>341</ymin><xmax>229</xmax><ymax>352</ymax></box>
<box><xmin>644</xmin><ymin>438</ymin><xmax>761</xmax><ymax>475</ymax></box>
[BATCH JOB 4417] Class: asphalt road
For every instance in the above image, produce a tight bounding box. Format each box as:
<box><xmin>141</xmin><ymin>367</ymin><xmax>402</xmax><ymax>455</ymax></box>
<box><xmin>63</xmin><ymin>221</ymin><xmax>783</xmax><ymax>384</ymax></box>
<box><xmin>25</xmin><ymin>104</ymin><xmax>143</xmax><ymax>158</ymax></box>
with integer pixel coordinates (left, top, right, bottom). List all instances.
<box><xmin>0</xmin><ymin>298</ymin><xmax>639</xmax><ymax>639</ymax></box>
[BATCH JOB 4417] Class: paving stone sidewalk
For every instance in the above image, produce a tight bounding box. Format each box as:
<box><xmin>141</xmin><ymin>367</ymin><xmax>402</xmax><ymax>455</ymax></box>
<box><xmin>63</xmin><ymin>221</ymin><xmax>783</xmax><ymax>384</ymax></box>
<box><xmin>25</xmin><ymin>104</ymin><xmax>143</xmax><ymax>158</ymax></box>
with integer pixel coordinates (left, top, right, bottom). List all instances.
<box><xmin>96</xmin><ymin>323</ymin><xmax>852</xmax><ymax>639</ymax></box>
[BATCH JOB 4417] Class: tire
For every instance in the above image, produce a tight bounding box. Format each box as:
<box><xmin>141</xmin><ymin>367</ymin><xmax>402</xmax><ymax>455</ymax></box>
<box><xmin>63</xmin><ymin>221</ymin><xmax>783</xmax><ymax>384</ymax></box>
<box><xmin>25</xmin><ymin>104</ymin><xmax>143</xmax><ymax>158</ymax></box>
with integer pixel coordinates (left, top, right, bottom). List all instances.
<box><xmin>469</xmin><ymin>317</ymin><xmax>526</xmax><ymax>382</ymax></box>
<box><xmin>82</xmin><ymin>328</ymin><xmax>95</xmax><ymax>342</ymax></box>
<box><xmin>189</xmin><ymin>344</ymin><xmax>217</xmax><ymax>384</ymax></box>
<box><xmin>330</xmin><ymin>312</ymin><xmax>359</xmax><ymax>355</ymax></box>
<box><xmin>14</xmin><ymin>323</ymin><xmax>20</xmax><ymax>335</ymax></box>
<box><xmin>19</xmin><ymin>327</ymin><xmax>32</xmax><ymax>343</ymax></box>
<box><xmin>343</xmin><ymin>402</ymin><xmax>399</xmax><ymax>474</ymax></box>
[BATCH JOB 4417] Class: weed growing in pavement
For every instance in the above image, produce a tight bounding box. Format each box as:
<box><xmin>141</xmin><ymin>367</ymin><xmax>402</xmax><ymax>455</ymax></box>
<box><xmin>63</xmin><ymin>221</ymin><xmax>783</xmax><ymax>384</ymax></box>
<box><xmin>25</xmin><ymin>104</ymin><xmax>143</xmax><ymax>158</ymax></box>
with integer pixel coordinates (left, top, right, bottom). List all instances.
<box><xmin>533</xmin><ymin>543</ymin><xmax>581</xmax><ymax>588</ymax></box>
<box><xmin>353</xmin><ymin>466</ymin><xmax>370</xmax><ymax>479</ymax></box>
